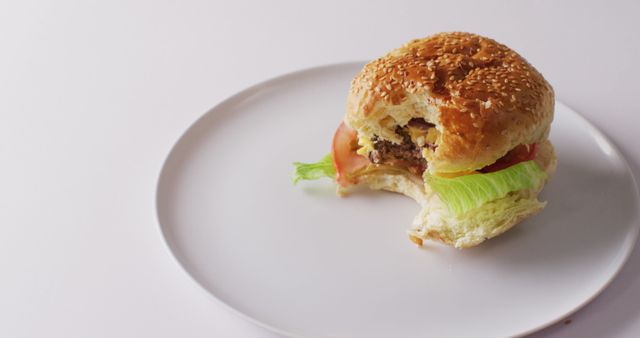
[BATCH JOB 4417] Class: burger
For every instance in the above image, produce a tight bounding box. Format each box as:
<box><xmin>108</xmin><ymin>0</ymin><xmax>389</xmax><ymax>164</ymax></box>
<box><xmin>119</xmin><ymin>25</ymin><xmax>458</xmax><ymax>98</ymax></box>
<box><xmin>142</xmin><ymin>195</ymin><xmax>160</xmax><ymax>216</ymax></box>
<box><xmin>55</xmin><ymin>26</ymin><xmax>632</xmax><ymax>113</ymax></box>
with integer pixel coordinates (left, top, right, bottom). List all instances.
<box><xmin>293</xmin><ymin>32</ymin><xmax>556</xmax><ymax>248</ymax></box>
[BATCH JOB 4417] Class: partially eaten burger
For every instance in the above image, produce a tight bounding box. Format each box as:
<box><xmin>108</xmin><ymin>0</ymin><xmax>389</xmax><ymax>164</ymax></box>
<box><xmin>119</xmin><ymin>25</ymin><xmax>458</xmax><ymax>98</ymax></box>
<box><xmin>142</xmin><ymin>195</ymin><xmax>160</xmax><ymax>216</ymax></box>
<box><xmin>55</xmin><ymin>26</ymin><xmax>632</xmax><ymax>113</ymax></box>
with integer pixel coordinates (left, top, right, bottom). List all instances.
<box><xmin>293</xmin><ymin>32</ymin><xmax>556</xmax><ymax>248</ymax></box>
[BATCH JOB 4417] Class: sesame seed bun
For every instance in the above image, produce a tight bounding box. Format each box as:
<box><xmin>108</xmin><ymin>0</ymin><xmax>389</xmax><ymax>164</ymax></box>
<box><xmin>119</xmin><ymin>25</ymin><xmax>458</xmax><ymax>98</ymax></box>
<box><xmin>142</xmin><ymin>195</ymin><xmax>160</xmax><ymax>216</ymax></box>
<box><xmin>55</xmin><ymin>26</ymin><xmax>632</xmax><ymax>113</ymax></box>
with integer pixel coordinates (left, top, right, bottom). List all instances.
<box><xmin>345</xmin><ymin>32</ymin><xmax>554</xmax><ymax>174</ymax></box>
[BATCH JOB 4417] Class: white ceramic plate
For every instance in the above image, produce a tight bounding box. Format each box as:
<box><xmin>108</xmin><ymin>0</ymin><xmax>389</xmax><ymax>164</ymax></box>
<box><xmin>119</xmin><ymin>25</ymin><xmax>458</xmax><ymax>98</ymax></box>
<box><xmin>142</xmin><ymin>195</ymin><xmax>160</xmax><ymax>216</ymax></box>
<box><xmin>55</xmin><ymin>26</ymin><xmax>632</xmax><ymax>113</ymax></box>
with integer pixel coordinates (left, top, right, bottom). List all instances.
<box><xmin>156</xmin><ymin>63</ymin><xmax>639</xmax><ymax>338</ymax></box>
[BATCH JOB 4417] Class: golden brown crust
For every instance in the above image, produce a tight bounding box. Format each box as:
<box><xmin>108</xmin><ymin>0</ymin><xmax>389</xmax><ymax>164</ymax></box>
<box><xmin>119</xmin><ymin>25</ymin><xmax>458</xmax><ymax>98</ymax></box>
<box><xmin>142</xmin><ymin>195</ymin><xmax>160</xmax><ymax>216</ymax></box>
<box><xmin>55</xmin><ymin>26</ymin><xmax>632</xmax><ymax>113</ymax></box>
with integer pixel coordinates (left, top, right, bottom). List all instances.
<box><xmin>346</xmin><ymin>32</ymin><xmax>554</xmax><ymax>173</ymax></box>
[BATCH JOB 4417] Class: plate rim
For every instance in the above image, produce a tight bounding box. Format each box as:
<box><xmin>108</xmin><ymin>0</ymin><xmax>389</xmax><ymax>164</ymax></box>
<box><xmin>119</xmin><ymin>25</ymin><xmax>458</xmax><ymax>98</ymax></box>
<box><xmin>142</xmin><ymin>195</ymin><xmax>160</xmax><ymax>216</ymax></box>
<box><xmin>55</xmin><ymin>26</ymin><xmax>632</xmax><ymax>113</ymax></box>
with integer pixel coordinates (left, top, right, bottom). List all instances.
<box><xmin>154</xmin><ymin>62</ymin><xmax>640</xmax><ymax>338</ymax></box>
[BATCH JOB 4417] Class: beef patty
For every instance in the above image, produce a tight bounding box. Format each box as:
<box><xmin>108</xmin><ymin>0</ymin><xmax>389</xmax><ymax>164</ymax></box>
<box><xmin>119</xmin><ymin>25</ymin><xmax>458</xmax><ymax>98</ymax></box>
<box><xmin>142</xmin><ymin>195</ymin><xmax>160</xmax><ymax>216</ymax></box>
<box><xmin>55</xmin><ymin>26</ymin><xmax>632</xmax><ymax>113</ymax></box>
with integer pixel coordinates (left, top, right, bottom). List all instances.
<box><xmin>368</xmin><ymin>119</ymin><xmax>434</xmax><ymax>175</ymax></box>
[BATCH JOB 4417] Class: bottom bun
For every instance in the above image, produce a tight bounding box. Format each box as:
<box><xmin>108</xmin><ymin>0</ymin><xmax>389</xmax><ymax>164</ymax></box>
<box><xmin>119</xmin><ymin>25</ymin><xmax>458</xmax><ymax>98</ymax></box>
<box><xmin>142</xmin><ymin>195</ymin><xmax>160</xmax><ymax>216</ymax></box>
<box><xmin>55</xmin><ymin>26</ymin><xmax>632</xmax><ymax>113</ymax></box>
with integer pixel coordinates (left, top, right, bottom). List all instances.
<box><xmin>360</xmin><ymin>140</ymin><xmax>557</xmax><ymax>248</ymax></box>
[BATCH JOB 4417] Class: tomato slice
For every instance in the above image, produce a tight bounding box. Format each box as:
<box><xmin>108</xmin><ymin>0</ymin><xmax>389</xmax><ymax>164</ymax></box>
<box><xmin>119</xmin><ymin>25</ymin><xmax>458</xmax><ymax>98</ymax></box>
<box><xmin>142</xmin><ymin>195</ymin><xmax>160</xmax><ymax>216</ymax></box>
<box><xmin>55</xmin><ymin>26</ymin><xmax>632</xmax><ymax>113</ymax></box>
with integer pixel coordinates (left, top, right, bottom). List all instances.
<box><xmin>480</xmin><ymin>143</ymin><xmax>537</xmax><ymax>173</ymax></box>
<box><xmin>331</xmin><ymin>122</ymin><xmax>370</xmax><ymax>187</ymax></box>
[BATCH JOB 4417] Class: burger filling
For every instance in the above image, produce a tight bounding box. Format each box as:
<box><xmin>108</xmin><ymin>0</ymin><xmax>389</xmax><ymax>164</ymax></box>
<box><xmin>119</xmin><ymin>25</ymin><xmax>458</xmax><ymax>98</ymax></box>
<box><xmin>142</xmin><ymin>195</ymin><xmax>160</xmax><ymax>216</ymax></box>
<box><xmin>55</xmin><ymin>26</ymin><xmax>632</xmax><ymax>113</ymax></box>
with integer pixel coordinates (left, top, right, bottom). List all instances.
<box><xmin>292</xmin><ymin>120</ymin><xmax>543</xmax><ymax>203</ymax></box>
<box><xmin>368</xmin><ymin>118</ymin><xmax>437</xmax><ymax>175</ymax></box>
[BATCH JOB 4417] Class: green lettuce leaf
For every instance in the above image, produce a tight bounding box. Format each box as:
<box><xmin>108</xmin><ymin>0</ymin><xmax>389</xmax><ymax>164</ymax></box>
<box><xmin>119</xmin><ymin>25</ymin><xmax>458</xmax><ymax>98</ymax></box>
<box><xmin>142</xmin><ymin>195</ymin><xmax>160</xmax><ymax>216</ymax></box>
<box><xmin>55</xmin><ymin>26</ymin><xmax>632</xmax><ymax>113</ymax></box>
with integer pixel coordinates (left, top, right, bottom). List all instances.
<box><xmin>292</xmin><ymin>154</ymin><xmax>336</xmax><ymax>184</ymax></box>
<box><xmin>424</xmin><ymin>160</ymin><xmax>547</xmax><ymax>216</ymax></box>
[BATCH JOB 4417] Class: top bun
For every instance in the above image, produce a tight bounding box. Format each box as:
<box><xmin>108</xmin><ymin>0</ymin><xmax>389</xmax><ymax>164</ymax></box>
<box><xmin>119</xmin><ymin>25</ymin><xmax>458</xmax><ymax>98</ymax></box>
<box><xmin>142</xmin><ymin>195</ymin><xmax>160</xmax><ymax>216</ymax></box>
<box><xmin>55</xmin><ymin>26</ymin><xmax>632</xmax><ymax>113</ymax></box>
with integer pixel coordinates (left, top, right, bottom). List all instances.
<box><xmin>345</xmin><ymin>32</ymin><xmax>554</xmax><ymax>174</ymax></box>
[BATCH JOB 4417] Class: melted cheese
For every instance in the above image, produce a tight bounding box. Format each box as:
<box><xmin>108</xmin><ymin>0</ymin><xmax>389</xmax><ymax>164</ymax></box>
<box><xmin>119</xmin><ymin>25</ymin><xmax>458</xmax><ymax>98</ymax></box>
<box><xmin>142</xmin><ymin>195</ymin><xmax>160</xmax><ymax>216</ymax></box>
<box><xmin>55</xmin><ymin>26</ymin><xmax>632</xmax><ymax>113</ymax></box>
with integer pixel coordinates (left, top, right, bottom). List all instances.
<box><xmin>434</xmin><ymin>170</ymin><xmax>478</xmax><ymax>178</ymax></box>
<box><xmin>356</xmin><ymin>136</ymin><xmax>374</xmax><ymax>156</ymax></box>
<box><xmin>407</xmin><ymin>126</ymin><xmax>439</xmax><ymax>147</ymax></box>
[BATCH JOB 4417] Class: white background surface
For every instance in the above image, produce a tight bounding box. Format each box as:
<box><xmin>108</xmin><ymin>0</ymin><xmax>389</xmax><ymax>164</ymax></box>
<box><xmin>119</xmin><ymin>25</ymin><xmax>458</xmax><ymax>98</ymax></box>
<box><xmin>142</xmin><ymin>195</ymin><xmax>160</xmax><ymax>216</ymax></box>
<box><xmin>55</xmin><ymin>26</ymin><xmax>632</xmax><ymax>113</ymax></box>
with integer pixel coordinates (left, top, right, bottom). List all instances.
<box><xmin>2</xmin><ymin>1</ymin><xmax>639</xmax><ymax>337</ymax></box>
